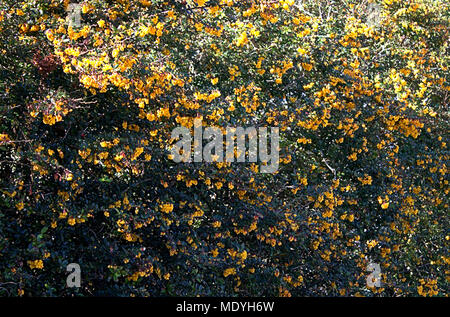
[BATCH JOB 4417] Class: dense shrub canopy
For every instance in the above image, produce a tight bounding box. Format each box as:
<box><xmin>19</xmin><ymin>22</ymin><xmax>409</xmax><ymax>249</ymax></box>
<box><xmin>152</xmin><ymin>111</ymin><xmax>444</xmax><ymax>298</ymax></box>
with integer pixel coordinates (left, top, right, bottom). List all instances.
<box><xmin>0</xmin><ymin>0</ymin><xmax>448</xmax><ymax>296</ymax></box>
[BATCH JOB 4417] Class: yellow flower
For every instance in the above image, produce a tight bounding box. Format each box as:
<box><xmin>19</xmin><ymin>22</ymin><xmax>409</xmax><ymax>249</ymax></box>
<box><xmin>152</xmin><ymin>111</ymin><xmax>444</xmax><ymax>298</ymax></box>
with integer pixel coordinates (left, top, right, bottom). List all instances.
<box><xmin>0</xmin><ymin>133</ymin><xmax>10</xmax><ymax>143</ymax></box>
<box><xmin>167</xmin><ymin>10</ymin><xmax>175</xmax><ymax>19</ymax></box>
<box><xmin>194</xmin><ymin>0</ymin><xmax>208</xmax><ymax>6</ymax></box>
<box><xmin>131</xmin><ymin>147</ymin><xmax>144</xmax><ymax>161</ymax></box>
<box><xmin>98</xmin><ymin>152</ymin><xmax>109</xmax><ymax>159</ymax></box>
<box><xmin>78</xmin><ymin>148</ymin><xmax>91</xmax><ymax>159</ymax></box>
<box><xmin>82</xmin><ymin>4</ymin><xmax>90</xmax><ymax>14</ymax></box>
<box><xmin>43</xmin><ymin>114</ymin><xmax>56</xmax><ymax>125</ymax></box>
<box><xmin>223</xmin><ymin>267</ymin><xmax>236</xmax><ymax>277</ymax></box>
<box><xmin>236</xmin><ymin>31</ymin><xmax>248</xmax><ymax>47</ymax></box>
<box><xmin>297</xmin><ymin>47</ymin><xmax>307</xmax><ymax>55</ymax></box>
<box><xmin>239</xmin><ymin>250</ymin><xmax>248</xmax><ymax>261</ymax></box>
<box><xmin>347</xmin><ymin>152</ymin><xmax>357</xmax><ymax>161</ymax></box>
<box><xmin>27</xmin><ymin>260</ymin><xmax>44</xmax><ymax>270</ymax></box>
<box><xmin>378</xmin><ymin>196</ymin><xmax>389</xmax><ymax>209</ymax></box>
<box><xmin>159</xmin><ymin>203</ymin><xmax>174</xmax><ymax>214</ymax></box>
<box><xmin>301</xmin><ymin>63</ymin><xmax>313</xmax><ymax>71</ymax></box>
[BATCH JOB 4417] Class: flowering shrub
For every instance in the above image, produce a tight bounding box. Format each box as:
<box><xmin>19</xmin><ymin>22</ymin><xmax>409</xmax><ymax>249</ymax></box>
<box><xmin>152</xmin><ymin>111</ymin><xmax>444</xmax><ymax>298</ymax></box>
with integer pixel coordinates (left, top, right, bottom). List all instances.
<box><xmin>0</xmin><ymin>0</ymin><xmax>448</xmax><ymax>296</ymax></box>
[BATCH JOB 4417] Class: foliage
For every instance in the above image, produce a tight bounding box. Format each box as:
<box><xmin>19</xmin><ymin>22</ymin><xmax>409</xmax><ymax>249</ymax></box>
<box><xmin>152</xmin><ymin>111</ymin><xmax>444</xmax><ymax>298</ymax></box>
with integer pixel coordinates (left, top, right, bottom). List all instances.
<box><xmin>0</xmin><ymin>0</ymin><xmax>448</xmax><ymax>296</ymax></box>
